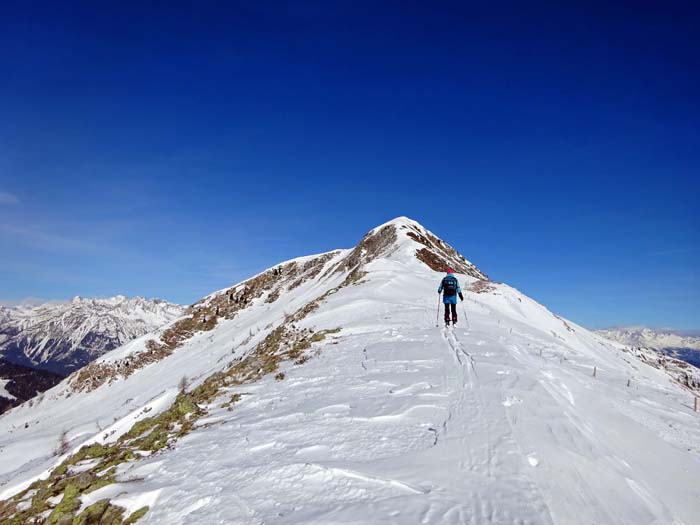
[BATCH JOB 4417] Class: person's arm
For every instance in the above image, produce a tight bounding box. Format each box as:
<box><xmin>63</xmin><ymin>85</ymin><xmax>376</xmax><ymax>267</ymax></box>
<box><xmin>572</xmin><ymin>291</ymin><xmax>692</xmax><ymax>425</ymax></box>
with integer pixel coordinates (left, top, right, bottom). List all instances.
<box><xmin>457</xmin><ymin>280</ymin><xmax>464</xmax><ymax>301</ymax></box>
<box><xmin>438</xmin><ymin>279</ymin><xmax>443</xmax><ymax>294</ymax></box>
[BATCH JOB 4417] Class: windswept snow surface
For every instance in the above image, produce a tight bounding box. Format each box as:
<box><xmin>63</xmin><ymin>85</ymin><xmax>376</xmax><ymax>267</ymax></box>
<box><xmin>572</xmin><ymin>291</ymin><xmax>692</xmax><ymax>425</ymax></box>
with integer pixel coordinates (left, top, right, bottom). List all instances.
<box><xmin>2</xmin><ymin>217</ymin><xmax>700</xmax><ymax>524</ymax></box>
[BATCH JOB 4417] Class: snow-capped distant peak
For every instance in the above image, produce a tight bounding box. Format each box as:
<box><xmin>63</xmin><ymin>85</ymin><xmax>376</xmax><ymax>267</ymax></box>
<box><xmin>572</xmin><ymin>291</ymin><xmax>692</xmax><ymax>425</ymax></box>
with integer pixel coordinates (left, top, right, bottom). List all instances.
<box><xmin>0</xmin><ymin>296</ymin><xmax>185</xmax><ymax>375</ymax></box>
<box><xmin>594</xmin><ymin>326</ymin><xmax>700</xmax><ymax>391</ymax></box>
<box><xmin>596</xmin><ymin>326</ymin><xmax>700</xmax><ymax>351</ymax></box>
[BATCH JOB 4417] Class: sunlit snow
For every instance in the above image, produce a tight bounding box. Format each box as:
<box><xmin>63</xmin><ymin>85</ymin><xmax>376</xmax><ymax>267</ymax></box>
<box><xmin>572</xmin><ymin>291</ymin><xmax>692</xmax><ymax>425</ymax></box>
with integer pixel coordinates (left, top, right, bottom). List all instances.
<box><xmin>1</xmin><ymin>217</ymin><xmax>699</xmax><ymax>524</ymax></box>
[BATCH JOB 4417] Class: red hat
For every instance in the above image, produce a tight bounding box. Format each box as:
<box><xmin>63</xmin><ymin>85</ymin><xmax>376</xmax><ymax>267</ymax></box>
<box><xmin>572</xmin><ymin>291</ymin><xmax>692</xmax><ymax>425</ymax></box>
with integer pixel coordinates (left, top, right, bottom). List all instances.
<box><xmin>447</xmin><ymin>268</ymin><xmax>454</xmax><ymax>274</ymax></box>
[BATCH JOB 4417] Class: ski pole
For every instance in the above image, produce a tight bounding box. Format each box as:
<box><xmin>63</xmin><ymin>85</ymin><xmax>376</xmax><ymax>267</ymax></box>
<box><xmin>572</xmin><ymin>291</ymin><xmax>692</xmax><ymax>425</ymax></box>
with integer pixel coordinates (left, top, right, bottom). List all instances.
<box><xmin>436</xmin><ymin>294</ymin><xmax>441</xmax><ymax>327</ymax></box>
<box><xmin>462</xmin><ymin>300</ymin><xmax>470</xmax><ymax>331</ymax></box>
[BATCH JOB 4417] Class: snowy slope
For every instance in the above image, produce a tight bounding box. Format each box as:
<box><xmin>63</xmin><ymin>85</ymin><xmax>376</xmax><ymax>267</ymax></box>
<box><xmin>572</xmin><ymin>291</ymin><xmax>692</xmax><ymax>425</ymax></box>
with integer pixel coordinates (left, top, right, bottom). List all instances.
<box><xmin>0</xmin><ymin>296</ymin><xmax>184</xmax><ymax>374</ymax></box>
<box><xmin>1</xmin><ymin>217</ymin><xmax>699</xmax><ymax>524</ymax></box>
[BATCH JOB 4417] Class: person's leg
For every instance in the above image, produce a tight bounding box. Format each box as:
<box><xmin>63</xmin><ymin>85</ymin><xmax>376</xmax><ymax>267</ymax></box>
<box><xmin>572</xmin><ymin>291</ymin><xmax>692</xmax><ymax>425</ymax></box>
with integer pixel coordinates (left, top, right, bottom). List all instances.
<box><xmin>444</xmin><ymin>303</ymin><xmax>450</xmax><ymax>324</ymax></box>
<box><xmin>451</xmin><ymin>303</ymin><xmax>458</xmax><ymax>323</ymax></box>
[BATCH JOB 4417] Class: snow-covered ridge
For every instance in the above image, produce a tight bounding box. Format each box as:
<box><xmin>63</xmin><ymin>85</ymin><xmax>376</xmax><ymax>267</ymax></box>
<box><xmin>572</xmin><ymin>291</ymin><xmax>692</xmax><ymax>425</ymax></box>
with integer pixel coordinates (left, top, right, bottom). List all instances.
<box><xmin>74</xmin><ymin>217</ymin><xmax>487</xmax><ymax>392</ymax></box>
<box><xmin>0</xmin><ymin>296</ymin><xmax>185</xmax><ymax>375</ymax></box>
<box><xmin>1</xmin><ymin>217</ymin><xmax>699</xmax><ymax>524</ymax></box>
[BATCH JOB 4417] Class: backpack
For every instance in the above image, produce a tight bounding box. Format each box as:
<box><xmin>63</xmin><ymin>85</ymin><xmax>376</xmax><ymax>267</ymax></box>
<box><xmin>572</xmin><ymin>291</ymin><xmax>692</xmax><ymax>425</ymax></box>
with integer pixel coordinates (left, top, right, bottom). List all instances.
<box><xmin>442</xmin><ymin>276</ymin><xmax>457</xmax><ymax>296</ymax></box>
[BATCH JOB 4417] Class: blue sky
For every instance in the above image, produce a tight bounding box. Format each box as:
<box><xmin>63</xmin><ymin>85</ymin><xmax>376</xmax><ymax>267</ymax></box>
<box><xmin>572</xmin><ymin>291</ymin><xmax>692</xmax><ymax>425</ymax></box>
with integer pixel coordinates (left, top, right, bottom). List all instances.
<box><xmin>0</xmin><ymin>1</ymin><xmax>698</xmax><ymax>330</ymax></box>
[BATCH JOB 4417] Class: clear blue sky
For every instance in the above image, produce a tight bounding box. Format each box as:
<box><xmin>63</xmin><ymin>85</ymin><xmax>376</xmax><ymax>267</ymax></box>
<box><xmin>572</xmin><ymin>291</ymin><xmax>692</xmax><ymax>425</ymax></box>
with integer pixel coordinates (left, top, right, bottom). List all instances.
<box><xmin>0</xmin><ymin>1</ymin><xmax>698</xmax><ymax>330</ymax></box>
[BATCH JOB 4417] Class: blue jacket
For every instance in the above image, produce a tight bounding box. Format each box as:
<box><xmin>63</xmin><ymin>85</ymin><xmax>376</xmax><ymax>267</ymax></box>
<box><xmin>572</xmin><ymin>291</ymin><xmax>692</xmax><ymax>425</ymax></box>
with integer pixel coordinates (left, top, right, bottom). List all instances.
<box><xmin>438</xmin><ymin>273</ymin><xmax>462</xmax><ymax>304</ymax></box>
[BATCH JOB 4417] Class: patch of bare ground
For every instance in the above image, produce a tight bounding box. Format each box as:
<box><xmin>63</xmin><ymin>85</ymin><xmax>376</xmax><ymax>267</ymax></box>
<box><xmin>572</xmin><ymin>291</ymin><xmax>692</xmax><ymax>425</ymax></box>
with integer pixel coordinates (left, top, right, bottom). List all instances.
<box><xmin>554</xmin><ymin>315</ymin><xmax>575</xmax><ymax>333</ymax></box>
<box><xmin>469</xmin><ymin>279</ymin><xmax>496</xmax><ymax>294</ymax></box>
<box><xmin>326</xmin><ymin>224</ymin><xmax>398</xmax><ymax>277</ymax></box>
<box><xmin>630</xmin><ymin>348</ymin><xmax>700</xmax><ymax>394</ymax></box>
<box><xmin>4</xmin><ymin>279</ymin><xmax>346</xmax><ymax>524</ymax></box>
<box><xmin>401</xmin><ymin>223</ymin><xmax>488</xmax><ymax>279</ymax></box>
<box><xmin>70</xmin><ymin>251</ymin><xmax>340</xmax><ymax>393</ymax></box>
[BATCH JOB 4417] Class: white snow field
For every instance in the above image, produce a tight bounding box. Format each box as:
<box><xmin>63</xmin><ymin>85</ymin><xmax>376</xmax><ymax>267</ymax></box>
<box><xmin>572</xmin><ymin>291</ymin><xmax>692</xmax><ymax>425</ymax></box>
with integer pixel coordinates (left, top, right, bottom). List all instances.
<box><xmin>1</xmin><ymin>217</ymin><xmax>699</xmax><ymax>524</ymax></box>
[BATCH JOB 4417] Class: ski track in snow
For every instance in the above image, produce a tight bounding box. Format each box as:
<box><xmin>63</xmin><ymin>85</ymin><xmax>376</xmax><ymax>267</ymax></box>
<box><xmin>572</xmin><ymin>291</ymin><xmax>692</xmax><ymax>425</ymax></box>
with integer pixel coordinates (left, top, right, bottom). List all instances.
<box><xmin>139</xmin><ymin>321</ymin><xmax>553</xmax><ymax>524</ymax></box>
<box><xmin>2</xmin><ymin>219</ymin><xmax>700</xmax><ymax>524</ymax></box>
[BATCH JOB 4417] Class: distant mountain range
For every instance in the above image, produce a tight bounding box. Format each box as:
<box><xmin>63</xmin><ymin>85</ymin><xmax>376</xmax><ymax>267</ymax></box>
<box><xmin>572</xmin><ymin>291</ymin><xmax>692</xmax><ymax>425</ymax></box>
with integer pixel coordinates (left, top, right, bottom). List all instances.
<box><xmin>0</xmin><ymin>295</ymin><xmax>184</xmax><ymax>375</ymax></box>
<box><xmin>596</xmin><ymin>326</ymin><xmax>700</xmax><ymax>368</ymax></box>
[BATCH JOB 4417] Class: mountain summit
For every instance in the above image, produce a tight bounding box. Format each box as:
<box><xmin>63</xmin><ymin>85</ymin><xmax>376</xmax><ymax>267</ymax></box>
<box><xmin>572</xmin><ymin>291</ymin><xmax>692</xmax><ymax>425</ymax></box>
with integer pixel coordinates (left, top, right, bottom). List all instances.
<box><xmin>1</xmin><ymin>217</ymin><xmax>699</xmax><ymax>524</ymax></box>
<box><xmin>344</xmin><ymin>216</ymin><xmax>488</xmax><ymax>279</ymax></box>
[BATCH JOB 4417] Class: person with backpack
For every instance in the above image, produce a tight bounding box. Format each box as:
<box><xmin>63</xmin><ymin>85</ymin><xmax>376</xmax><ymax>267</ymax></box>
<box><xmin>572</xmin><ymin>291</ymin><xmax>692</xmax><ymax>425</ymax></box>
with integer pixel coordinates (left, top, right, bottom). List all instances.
<box><xmin>438</xmin><ymin>269</ymin><xmax>464</xmax><ymax>326</ymax></box>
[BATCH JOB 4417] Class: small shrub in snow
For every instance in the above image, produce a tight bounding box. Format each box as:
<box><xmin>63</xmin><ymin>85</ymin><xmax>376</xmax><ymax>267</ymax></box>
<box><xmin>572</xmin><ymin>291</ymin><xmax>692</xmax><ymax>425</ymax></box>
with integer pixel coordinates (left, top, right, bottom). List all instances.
<box><xmin>178</xmin><ymin>375</ymin><xmax>189</xmax><ymax>394</ymax></box>
<box><xmin>55</xmin><ymin>429</ymin><xmax>69</xmax><ymax>456</ymax></box>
